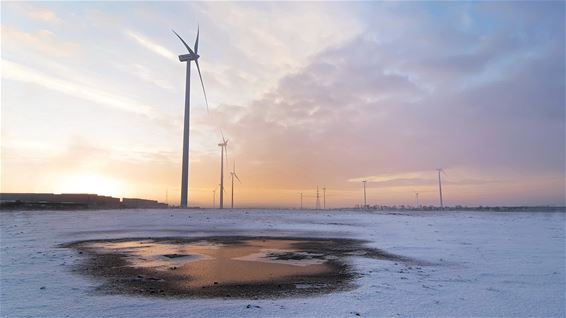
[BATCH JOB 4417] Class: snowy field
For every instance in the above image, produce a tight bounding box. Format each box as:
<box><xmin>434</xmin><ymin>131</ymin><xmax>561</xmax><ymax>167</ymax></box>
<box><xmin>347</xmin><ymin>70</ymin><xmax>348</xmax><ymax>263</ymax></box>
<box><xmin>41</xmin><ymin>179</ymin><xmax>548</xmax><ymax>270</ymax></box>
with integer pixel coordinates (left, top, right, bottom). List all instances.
<box><xmin>1</xmin><ymin>209</ymin><xmax>564</xmax><ymax>317</ymax></box>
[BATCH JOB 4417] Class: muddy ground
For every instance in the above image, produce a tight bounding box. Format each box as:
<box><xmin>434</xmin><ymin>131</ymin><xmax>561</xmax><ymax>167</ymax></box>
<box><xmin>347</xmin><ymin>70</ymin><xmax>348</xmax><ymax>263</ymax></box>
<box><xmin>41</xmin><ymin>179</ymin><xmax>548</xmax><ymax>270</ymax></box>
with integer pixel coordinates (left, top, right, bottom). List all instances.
<box><xmin>63</xmin><ymin>236</ymin><xmax>422</xmax><ymax>298</ymax></box>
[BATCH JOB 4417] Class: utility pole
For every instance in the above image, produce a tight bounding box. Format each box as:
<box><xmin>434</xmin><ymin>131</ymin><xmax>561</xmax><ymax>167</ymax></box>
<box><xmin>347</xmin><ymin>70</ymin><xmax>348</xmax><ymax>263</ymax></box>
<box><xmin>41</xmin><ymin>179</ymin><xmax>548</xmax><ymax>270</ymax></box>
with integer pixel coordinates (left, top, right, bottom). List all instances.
<box><xmin>437</xmin><ymin>169</ymin><xmax>444</xmax><ymax>210</ymax></box>
<box><xmin>415</xmin><ymin>192</ymin><xmax>419</xmax><ymax>208</ymax></box>
<box><xmin>323</xmin><ymin>186</ymin><xmax>326</xmax><ymax>209</ymax></box>
<box><xmin>231</xmin><ymin>171</ymin><xmax>234</xmax><ymax>209</ymax></box>
<box><xmin>362</xmin><ymin>180</ymin><xmax>367</xmax><ymax>209</ymax></box>
<box><xmin>219</xmin><ymin>145</ymin><xmax>224</xmax><ymax>209</ymax></box>
<box><xmin>316</xmin><ymin>186</ymin><xmax>320</xmax><ymax>210</ymax></box>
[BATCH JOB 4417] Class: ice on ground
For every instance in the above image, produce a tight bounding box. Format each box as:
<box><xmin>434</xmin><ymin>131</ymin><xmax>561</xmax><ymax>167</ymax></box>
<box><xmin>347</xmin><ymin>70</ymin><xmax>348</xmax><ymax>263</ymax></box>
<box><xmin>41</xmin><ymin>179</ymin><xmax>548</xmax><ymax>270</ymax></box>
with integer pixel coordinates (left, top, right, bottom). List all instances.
<box><xmin>1</xmin><ymin>209</ymin><xmax>564</xmax><ymax>317</ymax></box>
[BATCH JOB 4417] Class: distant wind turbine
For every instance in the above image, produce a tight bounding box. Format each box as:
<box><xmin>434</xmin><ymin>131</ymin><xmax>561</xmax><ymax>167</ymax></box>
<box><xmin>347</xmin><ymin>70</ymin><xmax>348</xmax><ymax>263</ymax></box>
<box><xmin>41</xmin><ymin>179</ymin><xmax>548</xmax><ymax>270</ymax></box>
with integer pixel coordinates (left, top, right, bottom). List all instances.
<box><xmin>230</xmin><ymin>161</ymin><xmax>241</xmax><ymax>209</ymax></box>
<box><xmin>436</xmin><ymin>168</ymin><xmax>446</xmax><ymax>210</ymax></box>
<box><xmin>218</xmin><ymin>132</ymin><xmax>229</xmax><ymax>209</ymax></box>
<box><xmin>173</xmin><ymin>28</ymin><xmax>209</xmax><ymax>208</ymax></box>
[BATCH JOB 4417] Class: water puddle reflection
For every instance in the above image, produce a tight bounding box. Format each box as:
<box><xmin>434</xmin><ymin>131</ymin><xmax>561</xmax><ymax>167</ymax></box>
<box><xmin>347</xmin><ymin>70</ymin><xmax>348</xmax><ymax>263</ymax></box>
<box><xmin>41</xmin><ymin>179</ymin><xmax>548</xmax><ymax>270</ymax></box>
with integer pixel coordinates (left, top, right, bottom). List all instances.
<box><xmin>65</xmin><ymin>236</ymin><xmax>415</xmax><ymax>298</ymax></box>
<box><xmin>85</xmin><ymin>239</ymin><xmax>330</xmax><ymax>288</ymax></box>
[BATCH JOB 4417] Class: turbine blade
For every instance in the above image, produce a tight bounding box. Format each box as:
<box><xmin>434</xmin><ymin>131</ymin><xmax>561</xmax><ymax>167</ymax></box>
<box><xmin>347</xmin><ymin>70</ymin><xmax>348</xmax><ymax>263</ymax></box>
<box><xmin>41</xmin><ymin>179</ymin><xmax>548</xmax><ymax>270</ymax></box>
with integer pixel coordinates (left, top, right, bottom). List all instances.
<box><xmin>224</xmin><ymin>143</ymin><xmax>228</xmax><ymax>166</ymax></box>
<box><xmin>234</xmin><ymin>173</ymin><xmax>241</xmax><ymax>183</ymax></box>
<box><xmin>219</xmin><ymin>129</ymin><xmax>226</xmax><ymax>143</ymax></box>
<box><xmin>172</xmin><ymin>30</ymin><xmax>195</xmax><ymax>55</ymax></box>
<box><xmin>194</xmin><ymin>26</ymin><xmax>199</xmax><ymax>54</ymax></box>
<box><xmin>194</xmin><ymin>59</ymin><xmax>209</xmax><ymax>112</ymax></box>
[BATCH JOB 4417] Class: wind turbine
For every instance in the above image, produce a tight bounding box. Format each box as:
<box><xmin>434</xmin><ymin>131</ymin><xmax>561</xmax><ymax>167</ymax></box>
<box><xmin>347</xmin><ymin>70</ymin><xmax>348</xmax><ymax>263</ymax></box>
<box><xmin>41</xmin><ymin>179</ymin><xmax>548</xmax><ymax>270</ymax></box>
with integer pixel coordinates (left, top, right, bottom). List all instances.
<box><xmin>436</xmin><ymin>168</ymin><xmax>445</xmax><ymax>210</ymax></box>
<box><xmin>173</xmin><ymin>28</ymin><xmax>209</xmax><ymax>208</ymax></box>
<box><xmin>230</xmin><ymin>161</ymin><xmax>241</xmax><ymax>209</ymax></box>
<box><xmin>218</xmin><ymin>132</ymin><xmax>229</xmax><ymax>209</ymax></box>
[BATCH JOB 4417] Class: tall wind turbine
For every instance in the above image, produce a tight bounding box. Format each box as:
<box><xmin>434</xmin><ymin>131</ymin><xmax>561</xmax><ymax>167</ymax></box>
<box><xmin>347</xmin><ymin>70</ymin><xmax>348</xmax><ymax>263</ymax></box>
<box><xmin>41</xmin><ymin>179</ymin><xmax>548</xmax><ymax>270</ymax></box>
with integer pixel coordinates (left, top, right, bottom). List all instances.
<box><xmin>218</xmin><ymin>133</ymin><xmax>229</xmax><ymax>209</ymax></box>
<box><xmin>173</xmin><ymin>28</ymin><xmax>209</xmax><ymax>208</ymax></box>
<box><xmin>230</xmin><ymin>161</ymin><xmax>241</xmax><ymax>209</ymax></box>
<box><xmin>436</xmin><ymin>168</ymin><xmax>445</xmax><ymax>210</ymax></box>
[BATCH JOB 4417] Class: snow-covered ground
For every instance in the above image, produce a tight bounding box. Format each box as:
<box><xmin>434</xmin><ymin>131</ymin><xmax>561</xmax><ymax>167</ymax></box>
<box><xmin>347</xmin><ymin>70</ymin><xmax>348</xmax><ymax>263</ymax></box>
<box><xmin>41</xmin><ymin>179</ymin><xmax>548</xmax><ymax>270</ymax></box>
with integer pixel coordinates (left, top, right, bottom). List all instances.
<box><xmin>1</xmin><ymin>209</ymin><xmax>564</xmax><ymax>317</ymax></box>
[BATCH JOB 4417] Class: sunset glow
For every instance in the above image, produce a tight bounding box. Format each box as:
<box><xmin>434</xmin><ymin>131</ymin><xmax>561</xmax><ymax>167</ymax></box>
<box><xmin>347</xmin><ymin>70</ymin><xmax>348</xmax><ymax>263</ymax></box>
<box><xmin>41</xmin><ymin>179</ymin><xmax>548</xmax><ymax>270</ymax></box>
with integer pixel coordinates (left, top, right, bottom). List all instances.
<box><xmin>1</xmin><ymin>2</ymin><xmax>564</xmax><ymax>207</ymax></box>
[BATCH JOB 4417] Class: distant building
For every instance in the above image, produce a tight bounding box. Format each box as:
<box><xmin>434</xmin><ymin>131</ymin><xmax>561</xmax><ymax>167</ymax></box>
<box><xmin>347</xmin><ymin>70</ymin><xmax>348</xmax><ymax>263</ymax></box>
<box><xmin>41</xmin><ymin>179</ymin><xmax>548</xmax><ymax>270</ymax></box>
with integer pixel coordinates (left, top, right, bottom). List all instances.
<box><xmin>0</xmin><ymin>193</ymin><xmax>167</xmax><ymax>210</ymax></box>
<box><xmin>121</xmin><ymin>198</ymin><xmax>168</xmax><ymax>209</ymax></box>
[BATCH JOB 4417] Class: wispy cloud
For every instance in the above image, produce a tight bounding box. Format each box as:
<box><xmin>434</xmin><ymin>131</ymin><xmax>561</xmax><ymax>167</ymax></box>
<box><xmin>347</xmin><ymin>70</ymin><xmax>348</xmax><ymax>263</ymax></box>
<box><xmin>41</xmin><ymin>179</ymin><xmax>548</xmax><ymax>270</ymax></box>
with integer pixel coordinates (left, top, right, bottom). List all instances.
<box><xmin>348</xmin><ymin>171</ymin><xmax>500</xmax><ymax>187</ymax></box>
<box><xmin>115</xmin><ymin>62</ymin><xmax>175</xmax><ymax>90</ymax></box>
<box><xmin>26</xmin><ymin>7</ymin><xmax>60</xmax><ymax>23</ymax></box>
<box><xmin>124</xmin><ymin>29</ymin><xmax>177</xmax><ymax>61</ymax></box>
<box><xmin>1</xmin><ymin>26</ymin><xmax>78</xmax><ymax>58</ymax></box>
<box><xmin>2</xmin><ymin>59</ymin><xmax>155</xmax><ymax>117</ymax></box>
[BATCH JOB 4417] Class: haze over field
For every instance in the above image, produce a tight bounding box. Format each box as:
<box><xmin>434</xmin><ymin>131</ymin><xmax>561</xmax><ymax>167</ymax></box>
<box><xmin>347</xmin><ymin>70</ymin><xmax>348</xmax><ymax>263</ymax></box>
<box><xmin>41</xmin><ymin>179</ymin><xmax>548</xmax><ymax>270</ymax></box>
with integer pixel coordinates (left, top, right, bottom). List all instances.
<box><xmin>1</xmin><ymin>2</ymin><xmax>564</xmax><ymax>207</ymax></box>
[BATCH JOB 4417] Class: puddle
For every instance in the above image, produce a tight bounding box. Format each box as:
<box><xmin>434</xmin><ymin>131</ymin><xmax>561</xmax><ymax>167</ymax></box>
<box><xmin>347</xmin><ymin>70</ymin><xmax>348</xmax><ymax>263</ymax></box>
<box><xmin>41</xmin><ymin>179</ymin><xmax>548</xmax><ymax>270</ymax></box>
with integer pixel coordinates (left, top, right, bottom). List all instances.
<box><xmin>64</xmin><ymin>236</ymin><xmax>417</xmax><ymax>298</ymax></box>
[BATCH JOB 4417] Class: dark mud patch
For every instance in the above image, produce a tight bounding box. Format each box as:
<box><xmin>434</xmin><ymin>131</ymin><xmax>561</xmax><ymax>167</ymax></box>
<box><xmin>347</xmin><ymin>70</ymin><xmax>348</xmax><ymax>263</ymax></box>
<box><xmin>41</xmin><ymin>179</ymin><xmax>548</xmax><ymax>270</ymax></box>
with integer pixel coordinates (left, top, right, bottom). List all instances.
<box><xmin>63</xmin><ymin>236</ymin><xmax>422</xmax><ymax>298</ymax></box>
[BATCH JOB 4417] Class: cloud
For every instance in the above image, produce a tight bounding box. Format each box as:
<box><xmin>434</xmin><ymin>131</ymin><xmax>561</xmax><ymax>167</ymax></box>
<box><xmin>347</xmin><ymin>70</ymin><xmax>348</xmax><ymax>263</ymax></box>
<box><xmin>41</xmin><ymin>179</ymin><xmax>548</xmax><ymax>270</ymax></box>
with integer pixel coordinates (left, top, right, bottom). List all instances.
<box><xmin>202</xmin><ymin>2</ymin><xmax>564</xmax><ymax>203</ymax></box>
<box><xmin>115</xmin><ymin>63</ymin><xmax>175</xmax><ymax>90</ymax></box>
<box><xmin>1</xmin><ymin>26</ymin><xmax>79</xmax><ymax>58</ymax></box>
<box><xmin>26</xmin><ymin>7</ymin><xmax>60</xmax><ymax>23</ymax></box>
<box><xmin>188</xmin><ymin>1</ymin><xmax>364</xmax><ymax>106</ymax></box>
<box><xmin>2</xmin><ymin>59</ymin><xmax>156</xmax><ymax>117</ymax></box>
<box><xmin>124</xmin><ymin>29</ymin><xmax>177</xmax><ymax>61</ymax></box>
<box><xmin>348</xmin><ymin>171</ymin><xmax>501</xmax><ymax>188</ymax></box>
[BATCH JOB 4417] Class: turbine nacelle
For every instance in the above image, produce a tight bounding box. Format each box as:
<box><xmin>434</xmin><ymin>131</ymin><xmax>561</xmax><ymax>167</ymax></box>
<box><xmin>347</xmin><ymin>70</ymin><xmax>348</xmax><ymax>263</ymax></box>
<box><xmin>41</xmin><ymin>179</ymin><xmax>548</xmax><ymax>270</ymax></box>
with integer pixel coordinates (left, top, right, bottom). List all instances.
<box><xmin>179</xmin><ymin>53</ymin><xmax>200</xmax><ymax>62</ymax></box>
<box><xmin>173</xmin><ymin>28</ymin><xmax>208</xmax><ymax>110</ymax></box>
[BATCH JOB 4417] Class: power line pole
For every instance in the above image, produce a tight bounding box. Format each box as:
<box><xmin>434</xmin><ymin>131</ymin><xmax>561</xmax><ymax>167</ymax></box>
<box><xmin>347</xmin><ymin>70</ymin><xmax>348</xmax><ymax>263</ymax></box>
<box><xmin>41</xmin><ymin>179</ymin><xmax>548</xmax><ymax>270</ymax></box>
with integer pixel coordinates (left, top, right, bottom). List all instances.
<box><xmin>316</xmin><ymin>186</ymin><xmax>320</xmax><ymax>210</ymax></box>
<box><xmin>415</xmin><ymin>192</ymin><xmax>419</xmax><ymax>208</ymax></box>
<box><xmin>362</xmin><ymin>180</ymin><xmax>367</xmax><ymax>209</ymax></box>
<box><xmin>219</xmin><ymin>145</ymin><xmax>225</xmax><ymax>209</ymax></box>
<box><xmin>437</xmin><ymin>169</ymin><xmax>444</xmax><ymax>210</ymax></box>
<box><xmin>323</xmin><ymin>186</ymin><xmax>326</xmax><ymax>209</ymax></box>
<box><xmin>231</xmin><ymin>171</ymin><xmax>234</xmax><ymax>209</ymax></box>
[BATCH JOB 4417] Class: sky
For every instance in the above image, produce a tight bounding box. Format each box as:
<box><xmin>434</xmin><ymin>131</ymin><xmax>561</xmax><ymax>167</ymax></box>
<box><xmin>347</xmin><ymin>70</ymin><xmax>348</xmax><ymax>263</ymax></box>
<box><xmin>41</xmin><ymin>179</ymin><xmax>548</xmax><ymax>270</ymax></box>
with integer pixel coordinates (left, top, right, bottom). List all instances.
<box><xmin>1</xmin><ymin>1</ymin><xmax>564</xmax><ymax>208</ymax></box>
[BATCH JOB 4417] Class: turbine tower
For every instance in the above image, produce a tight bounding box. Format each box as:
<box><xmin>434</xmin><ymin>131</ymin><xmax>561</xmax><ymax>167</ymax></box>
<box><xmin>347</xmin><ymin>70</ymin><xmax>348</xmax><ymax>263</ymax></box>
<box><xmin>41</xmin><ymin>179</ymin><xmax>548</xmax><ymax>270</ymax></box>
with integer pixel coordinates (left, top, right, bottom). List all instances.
<box><xmin>173</xmin><ymin>28</ymin><xmax>209</xmax><ymax>208</ymax></box>
<box><xmin>218</xmin><ymin>133</ymin><xmax>229</xmax><ymax>209</ymax></box>
<box><xmin>436</xmin><ymin>168</ymin><xmax>445</xmax><ymax>210</ymax></box>
<box><xmin>230</xmin><ymin>161</ymin><xmax>241</xmax><ymax>209</ymax></box>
